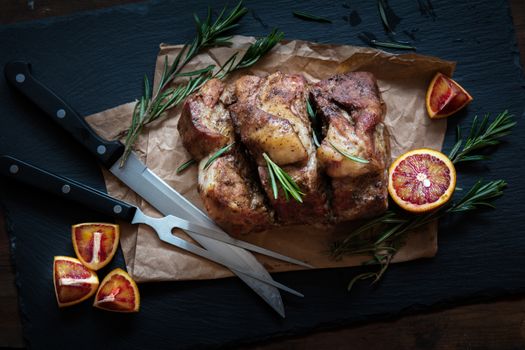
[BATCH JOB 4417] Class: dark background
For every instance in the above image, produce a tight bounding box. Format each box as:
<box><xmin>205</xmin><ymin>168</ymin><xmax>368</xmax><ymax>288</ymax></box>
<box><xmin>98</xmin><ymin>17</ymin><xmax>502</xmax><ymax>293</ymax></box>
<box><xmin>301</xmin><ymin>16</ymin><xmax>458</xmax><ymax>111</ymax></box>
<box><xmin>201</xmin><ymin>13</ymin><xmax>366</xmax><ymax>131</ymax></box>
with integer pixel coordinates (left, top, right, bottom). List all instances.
<box><xmin>1</xmin><ymin>0</ymin><xmax>524</xmax><ymax>348</ymax></box>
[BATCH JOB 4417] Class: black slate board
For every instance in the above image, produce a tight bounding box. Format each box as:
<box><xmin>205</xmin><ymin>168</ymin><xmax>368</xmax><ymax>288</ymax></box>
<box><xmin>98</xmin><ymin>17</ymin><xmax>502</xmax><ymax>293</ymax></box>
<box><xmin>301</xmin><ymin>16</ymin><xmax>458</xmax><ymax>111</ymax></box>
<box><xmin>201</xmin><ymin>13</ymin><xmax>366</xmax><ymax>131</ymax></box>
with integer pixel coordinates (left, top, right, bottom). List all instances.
<box><xmin>1</xmin><ymin>0</ymin><xmax>524</xmax><ymax>348</ymax></box>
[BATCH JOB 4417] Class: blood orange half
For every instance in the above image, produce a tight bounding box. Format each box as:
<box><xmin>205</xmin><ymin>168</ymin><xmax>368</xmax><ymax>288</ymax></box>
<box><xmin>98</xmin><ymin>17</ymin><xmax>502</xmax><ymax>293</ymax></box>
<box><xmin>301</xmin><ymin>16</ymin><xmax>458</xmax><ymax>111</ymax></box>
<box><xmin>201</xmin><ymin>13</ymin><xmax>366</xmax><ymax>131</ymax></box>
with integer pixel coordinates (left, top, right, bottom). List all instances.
<box><xmin>93</xmin><ymin>268</ymin><xmax>140</xmax><ymax>313</ymax></box>
<box><xmin>53</xmin><ymin>256</ymin><xmax>99</xmax><ymax>307</ymax></box>
<box><xmin>72</xmin><ymin>223</ymin><xmax>119</xmax><ymax>271</ymax></box>
<box><xmin>426</xmin><ymin>72</ymin><xmax>473</xmax><ymax>119</ymax></box>
<box><xmin>388</xmin><ymin>149</ymin><xmax>456</xmax><ymax>213</ymax></box>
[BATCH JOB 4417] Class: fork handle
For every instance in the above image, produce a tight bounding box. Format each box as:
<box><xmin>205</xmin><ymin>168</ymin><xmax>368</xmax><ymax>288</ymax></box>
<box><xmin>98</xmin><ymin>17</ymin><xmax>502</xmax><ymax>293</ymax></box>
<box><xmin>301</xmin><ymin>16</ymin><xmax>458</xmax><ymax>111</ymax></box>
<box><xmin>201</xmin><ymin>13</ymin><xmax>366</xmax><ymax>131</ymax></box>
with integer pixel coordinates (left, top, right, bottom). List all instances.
<box><xmin>0</xmin><ymin>155</ymin><xmax>137</xmax><ymax>222</ymax></box>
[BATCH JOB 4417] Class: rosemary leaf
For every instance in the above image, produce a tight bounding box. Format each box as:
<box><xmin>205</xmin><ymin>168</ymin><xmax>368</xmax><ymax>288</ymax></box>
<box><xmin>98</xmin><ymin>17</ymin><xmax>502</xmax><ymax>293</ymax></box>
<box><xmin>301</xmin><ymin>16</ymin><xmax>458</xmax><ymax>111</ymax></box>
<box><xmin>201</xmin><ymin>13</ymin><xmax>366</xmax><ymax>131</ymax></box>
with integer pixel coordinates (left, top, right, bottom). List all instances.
<box><xmin>377</xmin><ymin>0</ymin><xmax>395</xmax><ymax>34</ymax></box>
<box><xmin>263</xmin><ymin>153</ymin><xmax>305</xmax><ymax>203</ymax></box>
<box><xmin>176</xmin><ymin>159</ymin><xmax>196</xmax><ymax>174</ymax></box>
<box><xmin>329</xmin><ymin>141</ymin><xmax>369</xmax><ymax>164</ymax></box>
<box><xmin>293</xmin><ymin>11</ymin><xmax>332</xmax><ymax>23</ymax></box>
<box><xmin>203</xmin><ymin>142</ymin><xmax>235</xmax><ymax>170</ymax></box>
<box><xmin>306</xmin><ymin>99</ymin><xmax>316</xmax><ymax>120</ymax></box>
<box><xmin>312</xmin><ymin>132</ymin><xmax>321</xmax><ymax>148</ymax></box>
<box><xmin>370</xmin><ymin>39</ymin><xmax>416</xmax><ymax>50</ymax></box>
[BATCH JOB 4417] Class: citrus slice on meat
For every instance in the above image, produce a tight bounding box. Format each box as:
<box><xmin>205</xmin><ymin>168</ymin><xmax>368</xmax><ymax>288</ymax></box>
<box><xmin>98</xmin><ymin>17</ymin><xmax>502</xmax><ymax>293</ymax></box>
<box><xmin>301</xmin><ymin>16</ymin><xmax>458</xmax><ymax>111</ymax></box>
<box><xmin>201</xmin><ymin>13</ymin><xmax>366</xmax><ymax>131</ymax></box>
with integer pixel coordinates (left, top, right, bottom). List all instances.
<box><xmin>53</xmin><ymin>256</ymin><xmax>99</xmax><ymax>307</ymax></box>
<box><xmin>72</xmin><ymin>223</ymin><xmax>119</xmax><ymax>271</ymax></box>
<box><xmin>426</xmin><ymin>72</ymin><xmax>473</xmax><ymax>119</ymax></box>
<box><xmin>388</xmin><ymin>149</ymin><xmax>456</xmax><ymax>213</ymax></box>
<box><xmin>93</xmin><ymin>268</ymin><xmax>140</xmax><ymax>313</ymax></box>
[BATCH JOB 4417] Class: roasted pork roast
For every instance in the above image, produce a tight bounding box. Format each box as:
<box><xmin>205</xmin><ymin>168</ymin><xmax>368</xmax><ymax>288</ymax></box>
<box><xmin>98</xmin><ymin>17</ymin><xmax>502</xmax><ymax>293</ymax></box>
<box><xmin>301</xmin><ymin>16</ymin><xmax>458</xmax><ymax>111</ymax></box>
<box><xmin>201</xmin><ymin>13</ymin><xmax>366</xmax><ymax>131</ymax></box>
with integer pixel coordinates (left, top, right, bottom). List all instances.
<box><xmin>311</xmin><ymin>72</ymin><xmax>389</xmax><ymax>220</ymax></box>
<box><xmin>177</xmin><ymin>72</ymin><xmax>389</xmax><ymax>234</ymax></box>
<box><xmin>230</xmin><ymin>72</ymin><xmax>329</xmax><ymax>225</ymax></box>
<box><xmin>178</xmin><ymin>79</ymin><xmax>274</xmax><ymax>235</ymax></box>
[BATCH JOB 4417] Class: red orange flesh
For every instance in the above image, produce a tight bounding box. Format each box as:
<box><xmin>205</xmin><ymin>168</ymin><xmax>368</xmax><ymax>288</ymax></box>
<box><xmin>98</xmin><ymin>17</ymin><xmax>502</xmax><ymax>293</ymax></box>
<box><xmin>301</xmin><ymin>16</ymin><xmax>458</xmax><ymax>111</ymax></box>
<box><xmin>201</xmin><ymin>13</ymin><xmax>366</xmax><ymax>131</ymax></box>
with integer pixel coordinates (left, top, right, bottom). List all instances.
<box><xmin>388</xmin><ymin>149</ymin><xmax>456</xmax><ymax>213</ymax></box>
<box><xmin>93</xmin><ymin>268</ymin><xmax>140</xmax><ymax>313</ymax></box>
<box><xmin>426</xmin><ymin>72</ymin><xmax>473</xmax><ymax>119</ymax></box>
<box><xmin>72</xmin><ymin>223</ymin><xmax>119</xmax><ymax>271</ymax></box>
<box><xmin>53</xmin><ymin>256</ymin><xmax>99</xmax><ymax>307</ymax></box>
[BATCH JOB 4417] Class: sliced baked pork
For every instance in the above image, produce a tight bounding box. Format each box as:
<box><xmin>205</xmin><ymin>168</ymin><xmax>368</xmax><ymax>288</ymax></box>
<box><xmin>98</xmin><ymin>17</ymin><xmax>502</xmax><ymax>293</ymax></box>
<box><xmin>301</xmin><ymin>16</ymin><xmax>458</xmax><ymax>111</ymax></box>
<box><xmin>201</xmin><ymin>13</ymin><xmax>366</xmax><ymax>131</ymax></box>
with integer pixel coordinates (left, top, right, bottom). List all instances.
<box><xmin>230</xmin><ymin>72</ymin><xmax>329</xmax><ymax>224</ymax></box>
<box><xmin>178</xmin><ymin>79</ymin><xmax>273</xmax><ymax>234</ymax></box>
<box><xmin>311</xmin><ymin>72</ymin><xmax>389</xmax><ymax>221</ymax></box>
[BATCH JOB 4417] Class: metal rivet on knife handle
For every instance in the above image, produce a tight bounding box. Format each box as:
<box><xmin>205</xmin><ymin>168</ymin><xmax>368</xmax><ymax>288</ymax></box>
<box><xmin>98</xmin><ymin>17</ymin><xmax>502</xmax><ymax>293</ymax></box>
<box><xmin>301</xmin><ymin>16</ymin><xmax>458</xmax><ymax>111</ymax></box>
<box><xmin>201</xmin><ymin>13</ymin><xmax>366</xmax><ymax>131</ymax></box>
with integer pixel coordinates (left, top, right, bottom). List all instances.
<box><xmin>97</xmin><ymin>145</ymin><xmax>106</xmax><ymax>155</ymax></box>
<box><xmin>56</xmin><ymin>109</ymin><xmax>66</xmax><ymax>119</ymax></box>
<box><xmin>9</xmin><ymin>164</ymin><xmax>19</xmax><ymax>174</ymax></box>
<box><xmin>15</xmin><ymin>73</ymin><xmax>25</xmax><ymax>83</ymax></box>
<box><xmin>61</xmin><ymin>184</ymin><xmax>71</xmax><ymax>194</ymax></box>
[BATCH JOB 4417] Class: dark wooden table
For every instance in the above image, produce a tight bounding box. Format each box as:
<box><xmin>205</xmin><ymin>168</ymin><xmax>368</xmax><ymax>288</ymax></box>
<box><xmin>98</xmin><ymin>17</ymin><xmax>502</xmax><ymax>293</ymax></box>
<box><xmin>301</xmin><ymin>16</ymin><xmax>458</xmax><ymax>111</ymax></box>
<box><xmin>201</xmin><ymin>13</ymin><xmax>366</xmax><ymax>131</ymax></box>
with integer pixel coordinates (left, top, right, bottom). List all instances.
<box><xmin>1</xmin><ymin>1</ymin><xmax>524</xmax><ymax>348</ymax></box>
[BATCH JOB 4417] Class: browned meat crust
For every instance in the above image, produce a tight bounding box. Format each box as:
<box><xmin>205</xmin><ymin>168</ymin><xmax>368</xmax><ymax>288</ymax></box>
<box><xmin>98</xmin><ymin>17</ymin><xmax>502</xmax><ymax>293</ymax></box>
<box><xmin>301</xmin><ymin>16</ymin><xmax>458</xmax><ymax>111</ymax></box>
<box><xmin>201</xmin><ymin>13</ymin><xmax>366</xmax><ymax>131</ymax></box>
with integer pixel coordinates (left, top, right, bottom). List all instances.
<box><xmin>311</xmin><ymin>72</ymin><xmax>389</xmax><ymax>221</ymax></box>
<box><xmin>230</xmin><ymin>72</ymin><xmax>329</xmax><ymax>224</ymax></box>
<box><xmin>198</xmin><ymin>148</ymin><xmax>274</xmax><ymax>235</ymax></box>
<box><xmin>177</xmin><ymin>79</ymin><xmax>234</xmax><ymax>160</ymax></box>
<box><xmin>178</xmin><ymin>79</ymin><xmax>274</xmax><ymax>234</ymax></box>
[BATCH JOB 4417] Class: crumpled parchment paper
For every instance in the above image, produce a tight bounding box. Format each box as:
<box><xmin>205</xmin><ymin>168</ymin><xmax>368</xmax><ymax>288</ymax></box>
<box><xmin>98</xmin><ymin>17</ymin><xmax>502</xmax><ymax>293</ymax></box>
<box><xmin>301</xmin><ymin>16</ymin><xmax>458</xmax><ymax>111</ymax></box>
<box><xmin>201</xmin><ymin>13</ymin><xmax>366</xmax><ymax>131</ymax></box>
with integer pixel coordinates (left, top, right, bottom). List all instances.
<box><xmin>86</xmin><ymin>36</ymin><xmax>455</xmax><ymax>282</ymax></box>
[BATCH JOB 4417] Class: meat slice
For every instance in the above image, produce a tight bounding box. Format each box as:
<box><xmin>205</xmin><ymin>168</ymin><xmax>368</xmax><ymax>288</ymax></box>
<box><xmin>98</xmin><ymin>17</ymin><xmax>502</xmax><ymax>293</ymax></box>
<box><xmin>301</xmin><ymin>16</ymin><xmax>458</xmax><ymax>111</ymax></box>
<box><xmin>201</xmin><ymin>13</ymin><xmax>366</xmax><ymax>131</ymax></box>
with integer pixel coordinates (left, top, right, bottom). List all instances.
<box><xmin>230</xmin><ymin>72</ymin><xmax>329</xmax><ymax>224</ymax></box>
<box><xmin>198</xmin><ymin>148</ymin><xmax>274</xmax><ymax>235</ymax></box>
<box><xmin>178</xmin><ymin>79</ymin><xmax>234</xmax><ymax>160</ymax></box>
<box><xmin>177</xmin><ymin>79</ymin><xmax>273</xmax><ymax>234</ymax></box>
<box><xmin>311</xmin><ymin>72</ymin><xmax>389</xmax><ymax>220</ymax></box>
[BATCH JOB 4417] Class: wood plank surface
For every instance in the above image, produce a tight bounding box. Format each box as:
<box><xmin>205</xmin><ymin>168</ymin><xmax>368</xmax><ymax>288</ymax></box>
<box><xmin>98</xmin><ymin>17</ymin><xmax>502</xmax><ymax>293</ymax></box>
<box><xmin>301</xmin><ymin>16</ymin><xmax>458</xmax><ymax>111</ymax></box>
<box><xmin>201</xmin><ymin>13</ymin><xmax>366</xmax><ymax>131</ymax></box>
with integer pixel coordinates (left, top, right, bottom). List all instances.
<box><xmin>0</xmin><ymin>0</ymin><xmax>524</xmax><ymax>348</ymax></box>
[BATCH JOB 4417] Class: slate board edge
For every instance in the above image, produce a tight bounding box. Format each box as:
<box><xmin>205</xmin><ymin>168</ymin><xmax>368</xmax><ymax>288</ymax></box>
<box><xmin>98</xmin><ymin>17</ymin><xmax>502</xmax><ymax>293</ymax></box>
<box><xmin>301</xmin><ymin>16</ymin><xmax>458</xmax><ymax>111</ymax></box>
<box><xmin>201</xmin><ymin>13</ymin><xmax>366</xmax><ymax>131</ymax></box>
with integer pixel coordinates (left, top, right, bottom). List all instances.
<box><xmin>1</xmin><ymin>0</ymin><xmax>525</xmax><ymax>348</ymax></box>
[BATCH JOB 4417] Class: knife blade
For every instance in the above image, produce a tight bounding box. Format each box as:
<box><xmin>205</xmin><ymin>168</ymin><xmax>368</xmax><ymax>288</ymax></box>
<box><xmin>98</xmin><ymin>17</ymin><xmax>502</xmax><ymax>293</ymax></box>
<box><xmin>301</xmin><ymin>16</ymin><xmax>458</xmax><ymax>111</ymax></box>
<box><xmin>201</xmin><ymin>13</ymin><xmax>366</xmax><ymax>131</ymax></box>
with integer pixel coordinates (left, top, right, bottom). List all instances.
<box><xmin>0</xmin><ymin>155</ymin><xmax>303</xmax><ymax>298</ymax></box>
<box><xmin>4</xmin><ymin>61</ymin><xmax>287</xmax><ymax>317</ymax></box>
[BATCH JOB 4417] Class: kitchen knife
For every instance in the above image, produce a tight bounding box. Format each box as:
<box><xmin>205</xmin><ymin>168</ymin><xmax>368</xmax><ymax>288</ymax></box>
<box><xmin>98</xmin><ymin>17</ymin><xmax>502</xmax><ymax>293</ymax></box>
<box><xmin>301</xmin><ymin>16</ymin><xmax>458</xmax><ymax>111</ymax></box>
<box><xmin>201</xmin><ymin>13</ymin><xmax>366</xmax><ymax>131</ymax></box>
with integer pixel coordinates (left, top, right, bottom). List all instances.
<box><xmin>4</xmin><ymin>61</ymin><xmax>286</xmax><ymax>317</ymax></box>
<box><xmin>0</xmin><ymin>155</ymin><xmax>303</xmax><ymax>297</ymax></box>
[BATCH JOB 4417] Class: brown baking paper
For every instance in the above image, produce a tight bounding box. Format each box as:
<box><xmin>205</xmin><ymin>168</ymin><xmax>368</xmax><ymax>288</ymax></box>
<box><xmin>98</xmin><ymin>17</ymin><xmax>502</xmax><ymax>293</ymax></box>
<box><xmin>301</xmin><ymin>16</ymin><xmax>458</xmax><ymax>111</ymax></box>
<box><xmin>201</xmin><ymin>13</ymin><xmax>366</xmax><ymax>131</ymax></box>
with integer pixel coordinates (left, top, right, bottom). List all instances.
<box><xmin>86</xmin><ymin>36</ymin><xmax>455</xmax><ymax>282</ymax></box>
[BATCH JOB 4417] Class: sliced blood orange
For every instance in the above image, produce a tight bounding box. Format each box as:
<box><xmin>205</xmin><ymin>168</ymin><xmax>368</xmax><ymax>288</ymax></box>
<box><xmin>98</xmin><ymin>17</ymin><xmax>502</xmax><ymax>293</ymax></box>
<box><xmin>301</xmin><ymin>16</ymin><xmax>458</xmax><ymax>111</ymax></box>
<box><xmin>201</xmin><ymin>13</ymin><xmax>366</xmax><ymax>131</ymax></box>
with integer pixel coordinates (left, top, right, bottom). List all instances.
<box><xmin>426</xmin><ymin>72</ymin><xmax>473</xmax><ymax>119</ymax></box>
<box><xmin>72</xmin><ymin>223</ymin><xmax>119</xmax><ymax>271</ymax></box>
<box><xmin>388</xmin><ymin>149</ymin><xmax>456</xmax><ymax>213</ymax></box>
<box><xmin>53</xmin><ymin>256</ymin><xmax>99</xmax><ymax>307</ymax></box>
<box><xmin>93</xmin><ymin>268</ymin><xmax>140</xmax><ymax>313</ymax></box>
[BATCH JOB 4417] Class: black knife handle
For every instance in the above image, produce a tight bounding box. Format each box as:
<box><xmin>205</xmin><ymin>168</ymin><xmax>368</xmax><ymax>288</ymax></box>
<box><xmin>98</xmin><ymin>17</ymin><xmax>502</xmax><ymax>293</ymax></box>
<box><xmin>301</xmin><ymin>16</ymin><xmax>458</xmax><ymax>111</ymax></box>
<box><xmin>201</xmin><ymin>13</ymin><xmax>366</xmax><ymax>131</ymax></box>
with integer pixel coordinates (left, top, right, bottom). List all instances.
<box><xmin>4</xmin><ymin>61</ymin><xmax>125</xmax><ymax>168</ymax></box>
<box><xmin>0</xmin><ymin>155</ymin><xmax>136</xmax><ymax>222</ymax></box>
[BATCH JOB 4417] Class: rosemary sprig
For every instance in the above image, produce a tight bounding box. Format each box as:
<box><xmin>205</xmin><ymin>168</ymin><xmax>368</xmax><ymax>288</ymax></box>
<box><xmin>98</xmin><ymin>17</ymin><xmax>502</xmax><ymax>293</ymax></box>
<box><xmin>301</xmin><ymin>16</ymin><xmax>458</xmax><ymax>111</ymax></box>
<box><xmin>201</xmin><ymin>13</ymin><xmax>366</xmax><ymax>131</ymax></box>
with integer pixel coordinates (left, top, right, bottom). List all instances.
<box><xmin>293</xmin><ymin>11</ymin><xmax>332</xmax><ymax>23</ymax></box>
<box><xmin>331</xmin><ymin>179</ymin><xmax>507</xmax><ymax>291</ymax></box>
<box><xmin>121</xmin><ymin>2</ymin><xmax>247</xmax><ymax>166</ymax></box>
<box><xmin>263</xmin><ymin>153</ymin><xmax>305</xmax><ymax>203</ymax></box>
<box><xmin>214</xmin><ymin>29</ymin><xmax>284</xmax><ymax>79</ymax></box>
<box><xmin>329</xmin><ymin>141</ymin><xmax>369</xmax><ymax>164</ymax></box>
<box><xmin>203</xmin><ymin>142</ymin><xmax>235</xmax><ymax>170</ymax></box>
<box><xmin>176</xmin><ymin>159</ymin><xmax>196</xmax><ymax>174</ymax></box>
<box><xmin>121</xmin><ymin>2</ymin><xmax>283</xmax><ymax>166</ymax></box>
<box><xmin>448</xmin><ymin>110</ymin><xmax>515</xmax><ymax>164</ymax></box>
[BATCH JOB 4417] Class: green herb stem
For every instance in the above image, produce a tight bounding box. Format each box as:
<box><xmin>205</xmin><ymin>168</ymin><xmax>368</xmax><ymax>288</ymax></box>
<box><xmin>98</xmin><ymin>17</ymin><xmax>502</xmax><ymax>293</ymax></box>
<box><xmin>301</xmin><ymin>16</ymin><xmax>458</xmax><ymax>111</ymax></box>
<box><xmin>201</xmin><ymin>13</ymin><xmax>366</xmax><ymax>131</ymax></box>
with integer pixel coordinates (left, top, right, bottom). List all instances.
<box><xmin>331</xmin><ymin>179</ymin><xmax>507</xmax><ymax>291</ymax></box>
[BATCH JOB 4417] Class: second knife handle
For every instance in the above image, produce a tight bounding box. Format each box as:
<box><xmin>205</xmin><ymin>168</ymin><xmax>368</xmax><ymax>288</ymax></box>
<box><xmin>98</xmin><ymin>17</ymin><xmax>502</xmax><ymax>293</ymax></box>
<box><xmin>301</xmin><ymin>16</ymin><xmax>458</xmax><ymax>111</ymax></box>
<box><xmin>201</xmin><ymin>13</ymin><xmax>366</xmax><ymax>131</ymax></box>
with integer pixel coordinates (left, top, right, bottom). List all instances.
<box><xmin>0</xmin><ymin>155</ymin><xmax>137</xmax><ymax>223</ymax></box>
<box><xmin>4</xmin><ymin>61</ymin><xmax>125</xmax><ymax>168</ymax></box>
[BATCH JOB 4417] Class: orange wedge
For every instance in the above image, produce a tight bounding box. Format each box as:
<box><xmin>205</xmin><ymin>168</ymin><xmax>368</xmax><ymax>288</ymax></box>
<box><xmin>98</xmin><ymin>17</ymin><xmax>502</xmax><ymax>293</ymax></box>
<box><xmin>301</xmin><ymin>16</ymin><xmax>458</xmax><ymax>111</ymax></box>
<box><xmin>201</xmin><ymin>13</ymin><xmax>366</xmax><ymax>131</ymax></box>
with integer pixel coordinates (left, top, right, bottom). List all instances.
<box><xmin>72</xmin><ymin>223</ymin><xmax>119</xmax><ymax>271</ymax></box>
<box><xmin>426</xmin><ymin>72</ymin><xmax>473</xmax><ymax>119</ymax></box>
<box><xmin>93</xmin><ymin>268</ymin><xmax>140</xmax><ymax>313</ymax></box>
<box><xmin>53</xmin><ymin>256</ymin><xmax>99</xmax><ymax>307</ymax></box>
<box><xmin>388</xmin><ymin>148</ymin><xmax>456</xmax><ymax>213</ymax></box>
